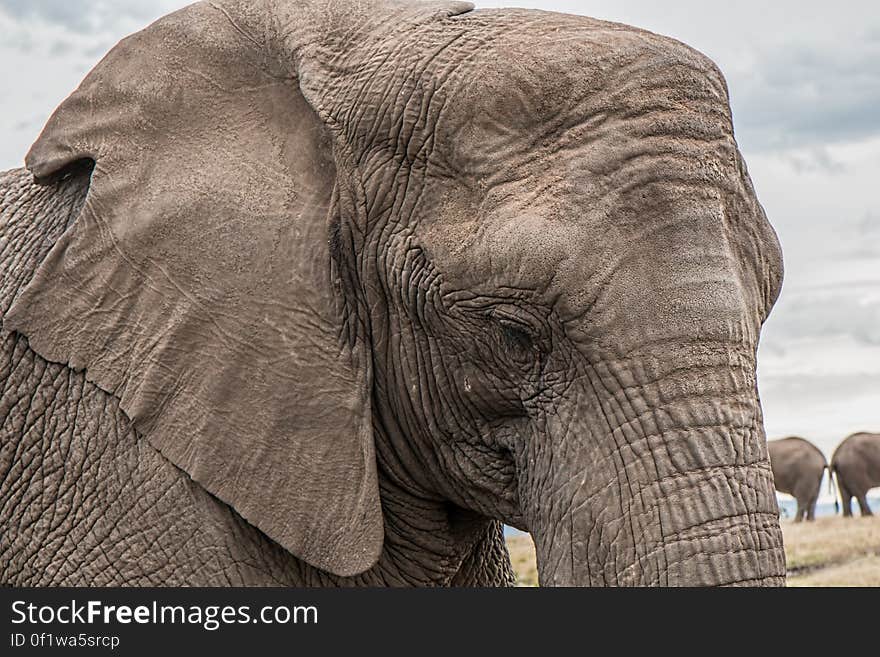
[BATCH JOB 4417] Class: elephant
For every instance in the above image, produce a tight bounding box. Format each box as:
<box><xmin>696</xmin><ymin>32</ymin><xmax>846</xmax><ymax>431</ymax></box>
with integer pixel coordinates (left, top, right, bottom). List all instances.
<box><xmin>0</xmin><ymin>0</ymin><xmax>786</xmax><ymax>586</ymax></box>
<box><xmin>831</xmin><ymin>432</ymin><xmax>880</xmax><ymax>517</ymax></box>
<box><xmin>767</xmin><ymin>437</ymin><xmax>828</xmax><ymax>522</ymax></box>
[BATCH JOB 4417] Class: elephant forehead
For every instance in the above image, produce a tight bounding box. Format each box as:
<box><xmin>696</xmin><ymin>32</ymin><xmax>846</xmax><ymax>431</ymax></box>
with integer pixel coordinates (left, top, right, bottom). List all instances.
<box><xmin>420</xmin><ymin>178</ymin><xmax>745</xmax><ymax>323</ymax></box>
<box><xmin>428</xmin><ymin>9</ymin><xmax>732</xmax><ymax>177</ymax></box>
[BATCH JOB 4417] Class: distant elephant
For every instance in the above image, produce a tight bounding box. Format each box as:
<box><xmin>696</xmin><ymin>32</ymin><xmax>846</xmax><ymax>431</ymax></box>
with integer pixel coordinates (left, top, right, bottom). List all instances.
<box><xmin>0</xmin><ymin>0</ymin><xmax>786</xmax><ymax>586</ymax></box>
<box><xmin>831</xmin><ymin>432</ymin><xmax>880</xmax><ymax>517</ymax></box>
<box><xmin>767</xmin><ymin>437</ymin><xmax>828</xmax><ymax>522</ymax></box>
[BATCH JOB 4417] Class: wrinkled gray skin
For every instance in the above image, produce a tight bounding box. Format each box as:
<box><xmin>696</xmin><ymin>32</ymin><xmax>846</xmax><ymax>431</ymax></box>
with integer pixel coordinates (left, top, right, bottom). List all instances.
<box><xmin>831</xmin><ymin>432</ymin><xmax>880</xmax><ymax>517</ymax></box>
<box><xmin>767</xmin><ymin>437</ymin><xmax>827</xmax><ymax>522</ymax></box>
<box><xmin>0</xmin><ymin>0</ymin><xmax>786</xmax><ymax>586</ymax></box>
<box><xmin>0</xmin><ymin>165</ymin><xmax>513</xmax><ymax>586</ymax></box>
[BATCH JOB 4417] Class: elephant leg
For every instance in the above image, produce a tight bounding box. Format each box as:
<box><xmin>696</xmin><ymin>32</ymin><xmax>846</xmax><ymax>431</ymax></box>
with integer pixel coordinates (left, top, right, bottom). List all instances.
<box><xmin>794</xmin><ymin>499</ymin><xmax>804</xmax><ymax>523</ymax></box>
<box><xmin>806</xmin><ymin>495</ymin><xmax>818</xmax><ymax>521</ymax></box>
<box><xmin>839</xmin><ymin>483</ymin><xmax>853</xmax><ymax>517</ymax></box>
<box><xmin>856</xmin><ymin>494</ymin><xmax>873</xmax><ymax>517</ymax></box>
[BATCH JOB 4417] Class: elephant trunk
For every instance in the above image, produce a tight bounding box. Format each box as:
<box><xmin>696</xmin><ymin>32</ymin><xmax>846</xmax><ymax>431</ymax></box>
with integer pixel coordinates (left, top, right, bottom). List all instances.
<box><xmin>530</xmin><ymin>462</ymin><xmax>785</xmax><ymax>586</ymax></box>
<box><xmin>522</xmin><ymin>344</ymin><xmax>786</xmax><ymax>586</ymax></box>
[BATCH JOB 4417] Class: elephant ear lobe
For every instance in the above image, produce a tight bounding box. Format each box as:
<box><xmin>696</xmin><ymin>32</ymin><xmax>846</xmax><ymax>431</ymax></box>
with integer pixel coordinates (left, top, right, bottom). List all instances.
<box><xmin>5</xmin><ymin>3</ymin><xmax>382</xmax><ymax>577</ymax></box>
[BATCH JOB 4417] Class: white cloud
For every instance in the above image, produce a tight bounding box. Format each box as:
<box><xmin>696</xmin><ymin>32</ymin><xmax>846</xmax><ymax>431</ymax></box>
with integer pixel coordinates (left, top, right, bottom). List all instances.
<box><xmin>732</xmin><ymin>34</ymin><xmax>880</xmax><ymax>152</ymax></box>
<box><xmin>0</xmin><ymin>0</ymin><xmax>171</xmax><ymax>33</ymax></box>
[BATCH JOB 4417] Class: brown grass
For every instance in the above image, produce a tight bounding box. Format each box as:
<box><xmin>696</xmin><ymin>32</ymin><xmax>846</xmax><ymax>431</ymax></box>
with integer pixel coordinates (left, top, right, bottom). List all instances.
<box><xmin>505</xmin><ymin>515</ymin><xmax>880</xmax><ymax>586</ymax></box>
<box><xmin>784</xmin><ymin>516</ymin><xmax>880</xmax><ymax>586</ymax></box>
<box><xmin>505</xmin><ymin>535</ymin><xmax>538</xmax><ymax>587</ymax></box>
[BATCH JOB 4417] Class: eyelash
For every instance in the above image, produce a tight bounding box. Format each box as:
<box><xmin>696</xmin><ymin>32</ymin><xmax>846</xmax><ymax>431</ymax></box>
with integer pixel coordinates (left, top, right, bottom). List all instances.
<box><xmin>498</xmin><ymin>319</ymin><xmax>537</xmax><ymax>354</ymax></box>
<box><xmin>457</xmin><ymin>302</ymin><xmax>550</xmax><ymax>364</ymax></box>
<box><xmin>491</xmin><ymin>310</ymin><xmax>548</xmax><ymax>367</ymax></box>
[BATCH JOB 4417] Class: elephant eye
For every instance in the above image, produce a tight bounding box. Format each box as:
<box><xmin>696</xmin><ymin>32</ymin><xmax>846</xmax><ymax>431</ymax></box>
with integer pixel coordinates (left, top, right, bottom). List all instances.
<box><xmin>477</xmin><ymin>304</ymin><xmax>547</xmax><ymax>367</ymax></box>
<box><xmin>492</xmin><ymin>311</ymin><xmax>544</xmax><ymax>367</ymax></box>
<box><xmin>499</xmin><ymin>319</ymin><xmax>535</xmax><ymax>355</ymax></box>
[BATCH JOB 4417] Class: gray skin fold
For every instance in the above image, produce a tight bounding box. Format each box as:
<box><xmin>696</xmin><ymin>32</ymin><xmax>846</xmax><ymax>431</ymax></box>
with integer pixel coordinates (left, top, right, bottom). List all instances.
<box><xmin>0</xmin><ymin>0</ymin><xmax>785</xmax><ymax>585</ymax></box>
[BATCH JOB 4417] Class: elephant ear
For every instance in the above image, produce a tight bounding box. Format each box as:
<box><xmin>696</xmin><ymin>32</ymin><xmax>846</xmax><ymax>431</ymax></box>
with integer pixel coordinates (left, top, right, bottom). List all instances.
<box><xmin>5</xmin><ymin>3</ymin><xmax>383</xmax><ymax>576</ymax></box>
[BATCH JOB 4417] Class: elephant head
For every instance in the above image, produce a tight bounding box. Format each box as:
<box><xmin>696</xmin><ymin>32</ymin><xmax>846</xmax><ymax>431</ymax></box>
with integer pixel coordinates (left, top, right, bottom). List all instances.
<box><xmin>5</xmin><ymin>0</ymin><xmax>786</xmax><ymax>585</ymax></box>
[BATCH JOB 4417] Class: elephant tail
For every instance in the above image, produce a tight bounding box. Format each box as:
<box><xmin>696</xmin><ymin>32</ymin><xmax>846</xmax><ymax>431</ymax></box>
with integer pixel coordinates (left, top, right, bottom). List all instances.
<box><xmin>827</xmin><ymin>465</ymin><xmax>839</xmax><ymax>513</ymax></box>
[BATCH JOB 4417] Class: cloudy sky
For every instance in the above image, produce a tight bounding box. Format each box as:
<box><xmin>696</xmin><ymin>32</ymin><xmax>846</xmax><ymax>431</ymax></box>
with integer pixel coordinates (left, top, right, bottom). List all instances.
<box><xmin>1</xmin><ymin>1</ymin><xmax>878</xmax><ymax>492</ymax></box>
